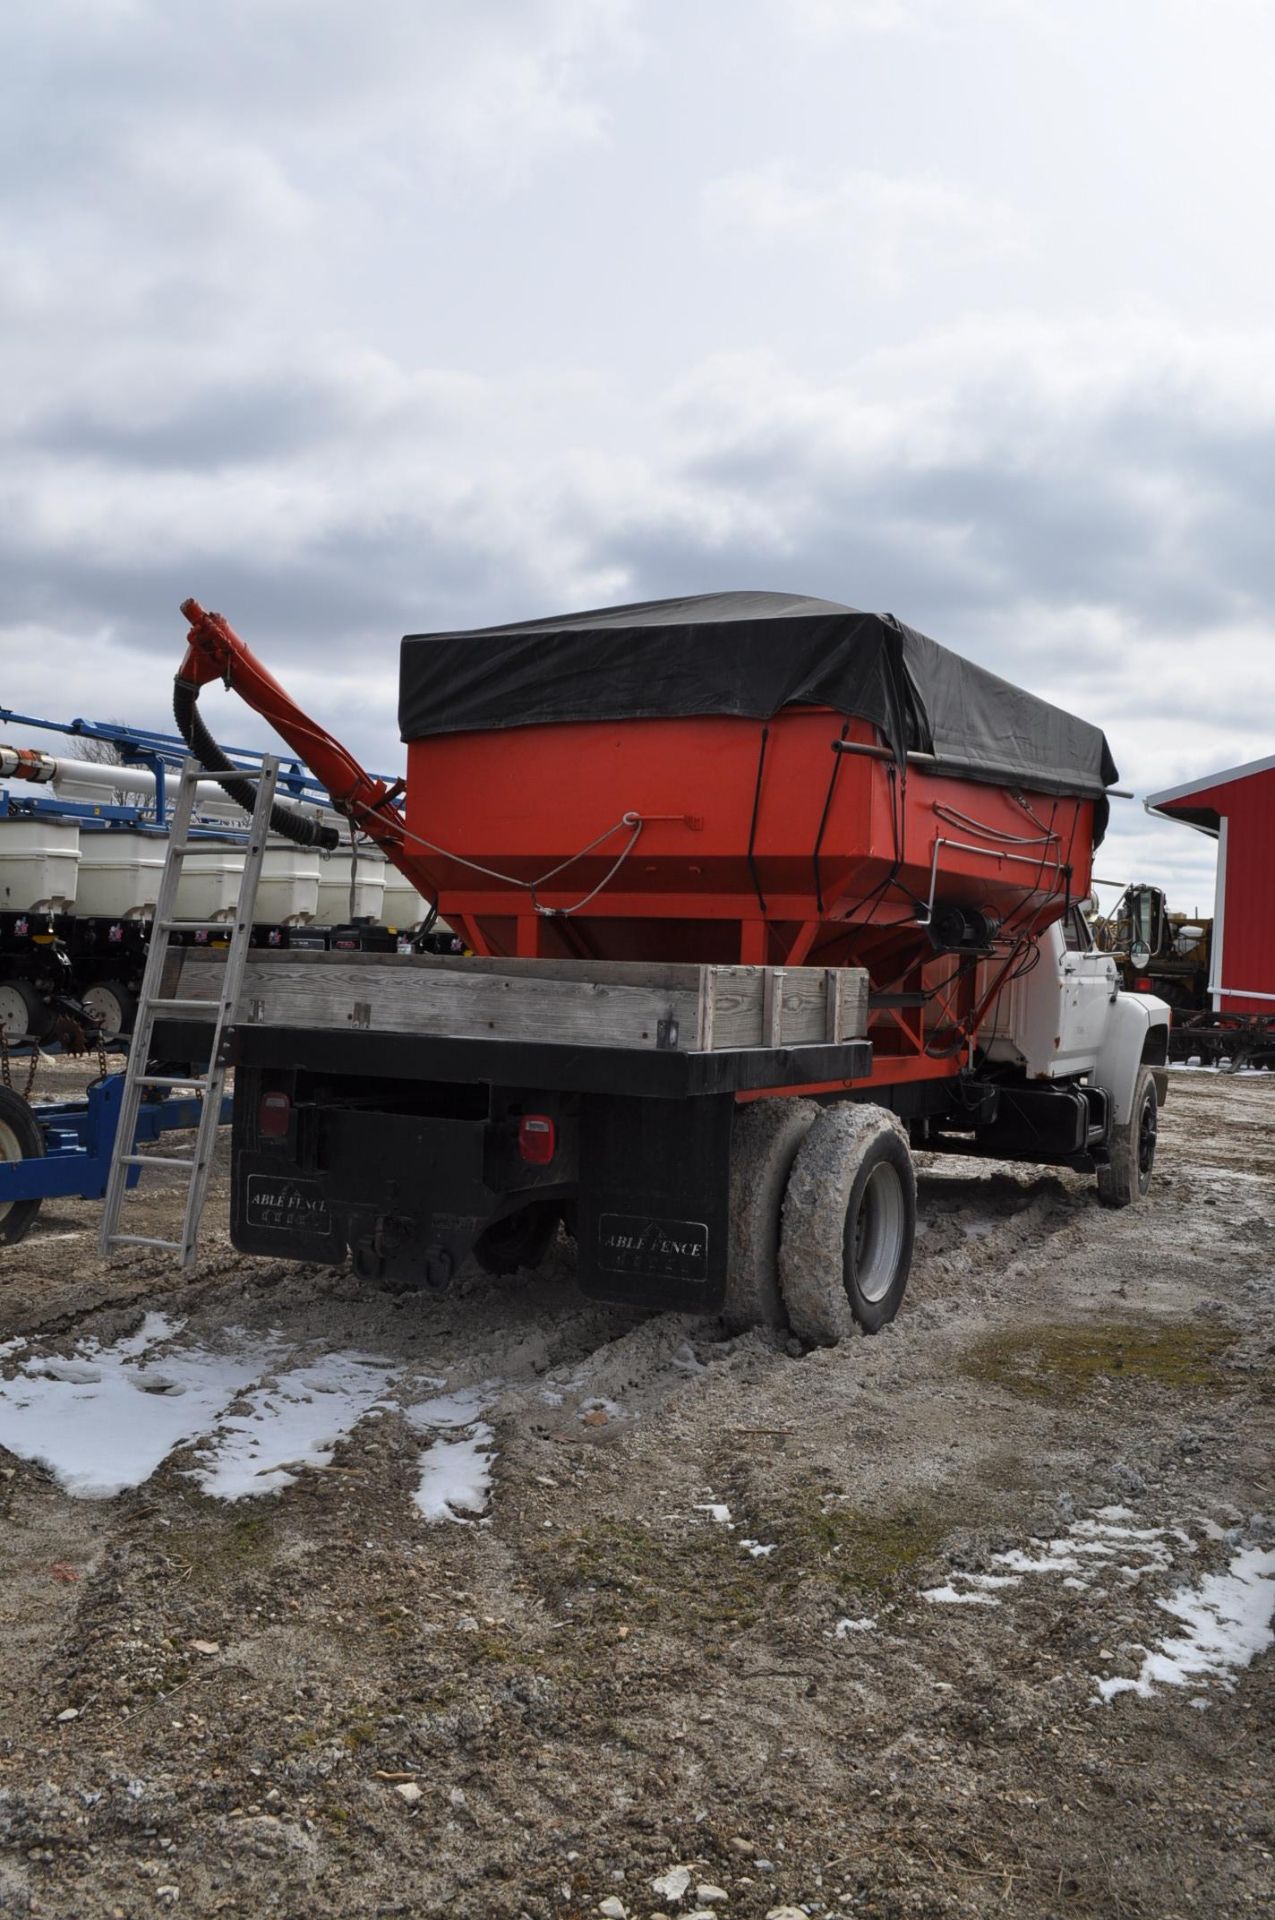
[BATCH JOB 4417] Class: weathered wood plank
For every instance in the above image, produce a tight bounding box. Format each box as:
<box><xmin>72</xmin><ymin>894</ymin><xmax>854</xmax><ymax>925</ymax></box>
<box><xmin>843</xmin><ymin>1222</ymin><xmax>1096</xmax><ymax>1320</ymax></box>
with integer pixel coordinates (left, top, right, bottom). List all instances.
<box><xmin>206</xmin><ymin>947</ymin><xmax>713</xmax><ymax>992</ymax></box>
<box><xmin>822</xmin><ymin>966</ymin><xmax>870</xmax><ymax>1043</ymax></box>
<box><xmin>171</xmin><ymin>949</ymin><xmax>869</xmax><ymax>1052</ymax></box>
<box><xmin>177</xmin><ymin>952</ymin><xmax>701</xmax><ymax>1050</ymax></box>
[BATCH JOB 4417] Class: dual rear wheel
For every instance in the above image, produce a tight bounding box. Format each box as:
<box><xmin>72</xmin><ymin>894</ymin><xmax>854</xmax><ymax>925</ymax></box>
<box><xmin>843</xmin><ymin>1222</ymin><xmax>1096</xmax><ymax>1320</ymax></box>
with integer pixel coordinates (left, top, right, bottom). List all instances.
<box><xmin>725</xmin><ymin>1098</ymin><xmax>916</xmax><ymax>1344</ymax></box>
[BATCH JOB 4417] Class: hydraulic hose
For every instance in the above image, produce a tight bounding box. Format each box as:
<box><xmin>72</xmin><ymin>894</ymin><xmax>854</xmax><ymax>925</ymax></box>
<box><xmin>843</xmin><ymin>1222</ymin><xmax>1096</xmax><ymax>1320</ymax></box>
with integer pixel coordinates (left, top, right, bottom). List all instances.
<box><xmin>172</xmin><ymin>677</ymin><xmax>341</xmax><ymax>851</ymax></box>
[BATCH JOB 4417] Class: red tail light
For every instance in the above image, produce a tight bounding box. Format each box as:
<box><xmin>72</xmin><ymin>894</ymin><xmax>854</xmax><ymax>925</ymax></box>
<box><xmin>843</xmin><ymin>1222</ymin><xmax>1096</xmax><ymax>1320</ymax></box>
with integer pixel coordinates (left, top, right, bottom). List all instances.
<box><xmin>1134</xmin><ymin>975</ymin><xmax>1153</xmax><ymax>992</ymax></box>
<box><xmin>259</xmin><ymin>1090</ymin><xmax>291</xmax><ymax>1139</ymax></box>
<box><xmin>518</xmin><ymin>1114</ymin><xmax>556</xmax><ymax>1165</ymax></box>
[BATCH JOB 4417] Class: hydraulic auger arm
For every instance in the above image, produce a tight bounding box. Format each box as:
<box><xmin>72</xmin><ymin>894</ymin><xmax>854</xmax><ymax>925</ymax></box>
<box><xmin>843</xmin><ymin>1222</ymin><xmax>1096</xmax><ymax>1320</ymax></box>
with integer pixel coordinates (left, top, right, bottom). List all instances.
<box><xmin>174</xmin><ymin>598</ymin><xmax>434</xmax><ymax>893</ymax></box>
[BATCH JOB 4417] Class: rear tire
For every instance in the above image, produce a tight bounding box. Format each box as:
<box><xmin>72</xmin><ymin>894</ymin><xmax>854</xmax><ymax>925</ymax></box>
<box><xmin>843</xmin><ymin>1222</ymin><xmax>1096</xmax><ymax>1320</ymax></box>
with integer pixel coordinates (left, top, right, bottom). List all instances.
<box><xmin>1096</xmin><ymin>1065</ymin><xmax>1158</xmax><ymax>1208</ymax></box>
<box><xmin>780</xmin><ymin>1103</ymin><xmax>916</xmax><ymax>1343</ymax></box>
<box><xmin>0</xmin><ymin>1084</ymin><xmax>45</xmax><ymax>1246</ymax></box>
<box><xmin>723</xmin><ymin>1097</ymin><xmax>820</xmax><ymax>1331</ymax></box>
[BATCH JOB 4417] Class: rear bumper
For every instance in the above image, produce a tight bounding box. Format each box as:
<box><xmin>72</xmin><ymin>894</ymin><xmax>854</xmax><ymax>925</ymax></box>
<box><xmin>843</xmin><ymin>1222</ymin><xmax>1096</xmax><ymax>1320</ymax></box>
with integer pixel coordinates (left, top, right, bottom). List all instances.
<box><xmin>231</xmin><ymin>1024</ymin><xmax>872</xmax><ymax>1096</ymax></box>
<box><xmin>227</xmin><ymin>1025</ymin><xmax>872</xmax><ymax>1307</ymax></box>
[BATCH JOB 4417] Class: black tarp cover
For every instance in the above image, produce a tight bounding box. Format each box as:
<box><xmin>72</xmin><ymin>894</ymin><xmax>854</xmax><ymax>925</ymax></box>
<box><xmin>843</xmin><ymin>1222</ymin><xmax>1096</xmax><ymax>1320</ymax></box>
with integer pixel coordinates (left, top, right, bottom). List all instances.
<box><xmin>399</xmin><ymin>591</ymin><xmax>1118</xmax><ymax>811</ymax></box>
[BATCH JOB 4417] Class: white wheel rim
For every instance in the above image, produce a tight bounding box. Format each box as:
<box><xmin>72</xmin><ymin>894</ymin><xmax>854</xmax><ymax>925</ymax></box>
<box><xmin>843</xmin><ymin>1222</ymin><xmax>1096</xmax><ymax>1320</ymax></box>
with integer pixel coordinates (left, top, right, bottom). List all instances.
<box><xmin>0</xmin><ymin>984</ymin><xmax>31</xmax><ymax>1040</ymax></box>
<box><xmin>0</xmin><ymin>1114</ymin><xmax>22</xmax><ymax>1225</ymax></box>
<box><xmin>83</xmin><ymin>984</ymin><xmax>124</xmax><ymax>1039</ymax></box>
<box><xmin>851</xmin><ymin>1160</ymin><xmax>907</xmax><ymax>1304</ymax></box>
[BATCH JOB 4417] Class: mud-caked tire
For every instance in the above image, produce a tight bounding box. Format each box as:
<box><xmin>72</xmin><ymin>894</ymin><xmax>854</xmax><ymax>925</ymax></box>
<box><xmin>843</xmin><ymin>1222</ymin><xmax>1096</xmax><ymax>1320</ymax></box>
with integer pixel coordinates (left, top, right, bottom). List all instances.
<box><xmin>723</xmin><ymin>1097</ymin><xmax>820</xmax><ymax>1331</ymax></box>
<box><xmin>1096</xmin><ymin>1065</ymin><xmax>1158</xmax><ymax>1209</ymax></box>
<box><xmin>0</xmin><ymin>1084</ymin><xmax>45</xmax><ymax>1247</ymax></box>
<box><xmin>779</xmin><ymin>1103</ymin><xmax>916</xmax><ymax>1343</ymax></box>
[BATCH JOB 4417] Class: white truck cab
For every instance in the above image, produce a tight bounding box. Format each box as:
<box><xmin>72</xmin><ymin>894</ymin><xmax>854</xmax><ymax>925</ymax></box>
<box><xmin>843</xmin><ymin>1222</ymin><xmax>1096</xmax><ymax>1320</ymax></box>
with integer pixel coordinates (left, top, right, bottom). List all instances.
<box><xmin>982</xmin><ymin>907</ymin><xmax>1171</xmax><ymax>1203</ymax></box>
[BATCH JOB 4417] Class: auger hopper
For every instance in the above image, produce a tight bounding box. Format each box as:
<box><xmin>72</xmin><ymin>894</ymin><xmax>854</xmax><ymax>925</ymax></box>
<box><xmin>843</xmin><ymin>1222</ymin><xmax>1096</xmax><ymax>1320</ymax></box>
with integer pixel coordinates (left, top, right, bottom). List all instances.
<box><xmin>173</xmin><ymin>588</ymin><xmax>1118</xmax><ymax>1075</ymax></box>
<box><xmin>175</xmin><ymin>592</ymin><xmax>1115</xmax><ymax>975</ymax></box>
<box><xmin>396</xmin><ymin>593</ymin><xmax>1113</xmax><ymax>974</ymax></box>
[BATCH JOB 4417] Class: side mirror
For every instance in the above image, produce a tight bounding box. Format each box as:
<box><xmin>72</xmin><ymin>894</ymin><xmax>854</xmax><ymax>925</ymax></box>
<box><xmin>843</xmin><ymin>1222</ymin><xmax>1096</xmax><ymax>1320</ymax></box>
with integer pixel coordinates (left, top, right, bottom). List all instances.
<box><xmin>1130</xmin><ymin>939</ymin><xmax>1151</xmax><ymax>966</ymax></box>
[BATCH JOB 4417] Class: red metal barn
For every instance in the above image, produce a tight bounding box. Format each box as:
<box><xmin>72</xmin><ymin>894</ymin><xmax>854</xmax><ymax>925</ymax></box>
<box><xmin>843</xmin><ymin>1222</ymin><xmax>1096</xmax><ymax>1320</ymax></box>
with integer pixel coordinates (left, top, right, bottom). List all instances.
<box><xmin>1146</xmin><ymin>754</ymin><xmax>1275</xmax><ymax>1014</ymax></box>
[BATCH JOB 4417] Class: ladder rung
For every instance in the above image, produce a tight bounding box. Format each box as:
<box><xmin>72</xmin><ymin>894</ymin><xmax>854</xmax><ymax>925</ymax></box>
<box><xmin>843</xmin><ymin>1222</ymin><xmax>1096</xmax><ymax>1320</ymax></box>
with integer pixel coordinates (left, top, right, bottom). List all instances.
<box><xmin>106</xmin><ymin>1234</ymin><xmax>182</xmax><ymax>1251</ymax></box>
<box><xmin>136</xmin><ymin>1074</ymin><xmax>211</xmax><ymax>1089</ymax></box>
<box><xmin>122</xmin><ymin>1153</ymin><xmax>197</xmax><ymax>1170</ymax></box>
<box><xmin>170</xmin><ymin>840</ymin><xmax>247</xmax><ymax>854</ymax></box>
<box><xmin>145</xmin><ymin>998</ymin><xmax>219</xmax><ymax>1016</ymax></box>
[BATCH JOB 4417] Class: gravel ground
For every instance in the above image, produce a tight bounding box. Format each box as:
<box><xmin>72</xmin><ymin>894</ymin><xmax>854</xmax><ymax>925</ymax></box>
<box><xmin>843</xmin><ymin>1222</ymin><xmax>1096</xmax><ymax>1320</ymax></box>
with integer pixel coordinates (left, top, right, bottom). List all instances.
<box><xmin>0</xmin><ymin>1063</ymin><xmax>1271</xmax><ymax>1919</ymax></box>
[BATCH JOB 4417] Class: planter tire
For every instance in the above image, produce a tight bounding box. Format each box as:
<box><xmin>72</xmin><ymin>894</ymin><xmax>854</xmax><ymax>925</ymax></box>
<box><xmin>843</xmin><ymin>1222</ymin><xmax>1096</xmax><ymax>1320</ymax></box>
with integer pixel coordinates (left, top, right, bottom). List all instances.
<box><xmin>0</xmin><ymin>979</ymin><xmax>51</xmax><ymax>1044</ymax></box>
<box><xmin>0</xmin><ymin>1084</ymin><xmax>45</xmax><ymax>1247</ymax></box>
<box><xmin>81</xmin><ymin>979</ymin><xmax>137</xmax><ymax>1044</ymax></box>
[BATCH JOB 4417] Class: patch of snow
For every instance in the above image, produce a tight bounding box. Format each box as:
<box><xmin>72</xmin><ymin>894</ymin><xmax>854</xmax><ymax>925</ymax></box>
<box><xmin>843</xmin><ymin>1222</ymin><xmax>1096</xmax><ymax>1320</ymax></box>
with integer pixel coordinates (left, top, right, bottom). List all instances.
<box><xmin>0</xmin><ymin>1319</ymin><xmax>266</xmax><ymax>1499</ymax></box>
<box><xmin>834</xmin><ymin>1615</ymin><xmax>876</xmax><ymax>1636</ymax></box>
<box><xmin>406</xmin><ymin>1382</ymin><xmax>503</xmax><ymax>1523</ymax></box>
<box><xmin>115</xmin><ymin>1312</ymin><xmax>182</xmax><ymax>1359</ymax></box>
<box><xmin>412</xmin><ymin>1424</ymin><xmax>496</xmax><ymax>1523</ymax></box>
<box><xmin>991</xmin><ymin>1516</ymin><xmax>1173</xmax><ymax>1579</ymax></box>
<box><xmin>1073</xmin><ymin>1518</ymin><xmax>1166</xmax><ymax>1544</ymax></box>
<box><xmin>1167</xmin><ymin>1061</ymin><xmax>1271</xmax><ymax>1078</ymax></box>
<box><xmin>0</xmin><ymin>1319</ymin><xmax>422</xmax><ymax>1505</ymax></box>
<box><xmin>1096</xmin><ymin>1547</ymin><xmax>1275</xmax><ymax>1704</ymax></box>
<box><xmin>921</xmin><ymin>1584</ymin><xmax>1000</xmax><ymax>1607</ymax></box>
<box><xmin>694</xmin><ymin>1502</ymin><xmax>733</xmax><ymax>1527</ymax></box>
<box><xmin>991</xmin><ymin>1547</ymin><xmax>1084</xmax><ymax>1574</ymax></box>
<box><xmin>740</xmin><ymin>1538</ymin><xmax>777</xmax><ymax>1558</ymax></box>
<box><xmin>190</xmin><ymin>1351</ymin><xmax>400</xmax><ymax>1498</ymax></box>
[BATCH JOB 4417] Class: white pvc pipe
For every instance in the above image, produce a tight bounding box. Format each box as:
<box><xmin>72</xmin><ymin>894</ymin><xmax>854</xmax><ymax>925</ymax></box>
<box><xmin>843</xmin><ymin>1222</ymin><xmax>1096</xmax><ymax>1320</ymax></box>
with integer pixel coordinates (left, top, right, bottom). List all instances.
<box><xmin>0</xmin><ymin>742</ymin><xmax>226</xmax><ymax>807</ymax></box>
<box><xmin>0</xmin><ymin>740</ymin><xmax>336</xmax><ymax>824</ymax></box>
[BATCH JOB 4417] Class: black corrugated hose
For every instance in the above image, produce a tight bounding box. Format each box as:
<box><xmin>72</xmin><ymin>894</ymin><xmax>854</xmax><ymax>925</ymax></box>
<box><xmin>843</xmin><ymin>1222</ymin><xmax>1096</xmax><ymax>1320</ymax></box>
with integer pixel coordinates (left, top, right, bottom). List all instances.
<box><xmin>172</xmin><ymin>677</ymin><xmax>341</xmax><ymax>851</ymax></box>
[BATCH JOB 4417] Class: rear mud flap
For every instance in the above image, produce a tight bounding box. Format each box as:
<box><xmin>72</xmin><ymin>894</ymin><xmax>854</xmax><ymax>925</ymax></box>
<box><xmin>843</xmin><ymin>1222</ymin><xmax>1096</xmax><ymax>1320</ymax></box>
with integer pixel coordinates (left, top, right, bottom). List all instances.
<box><xmin>576</xmin><ymin>1092</ymin><xmax>733</xmax><ymax>1313</ymax></box>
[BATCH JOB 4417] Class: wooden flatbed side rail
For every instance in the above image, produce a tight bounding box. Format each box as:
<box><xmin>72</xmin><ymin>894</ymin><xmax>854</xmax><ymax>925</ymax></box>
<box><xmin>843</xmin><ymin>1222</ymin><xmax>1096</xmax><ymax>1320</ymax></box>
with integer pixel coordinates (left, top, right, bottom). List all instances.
<box><xmin>167</xmin><ymin>949</ymin><xmax>869</xmax><ymax>1053</ymax></box>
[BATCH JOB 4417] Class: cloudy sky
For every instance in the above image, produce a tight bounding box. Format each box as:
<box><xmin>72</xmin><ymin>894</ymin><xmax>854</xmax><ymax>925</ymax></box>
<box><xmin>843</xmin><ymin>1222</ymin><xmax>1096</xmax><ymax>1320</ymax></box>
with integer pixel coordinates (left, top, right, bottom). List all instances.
<box><xmin>4</xmin><ymin>0</ymin><xmax>1274</xmax><ymax>912</ymax></box>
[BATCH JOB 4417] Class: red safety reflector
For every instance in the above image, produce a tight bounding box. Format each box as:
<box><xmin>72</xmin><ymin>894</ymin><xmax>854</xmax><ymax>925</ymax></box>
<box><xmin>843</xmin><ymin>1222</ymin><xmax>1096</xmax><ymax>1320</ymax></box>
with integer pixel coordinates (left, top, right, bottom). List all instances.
<box><xmin>259</xmin><ymin>1091</ymin><xmax>291</xmax><ymax>1138</ymax></box>
<box><xmin>518</xmin><ymin>1114</ymin><xmax>556</xmax><ymax>1165</ymax></box>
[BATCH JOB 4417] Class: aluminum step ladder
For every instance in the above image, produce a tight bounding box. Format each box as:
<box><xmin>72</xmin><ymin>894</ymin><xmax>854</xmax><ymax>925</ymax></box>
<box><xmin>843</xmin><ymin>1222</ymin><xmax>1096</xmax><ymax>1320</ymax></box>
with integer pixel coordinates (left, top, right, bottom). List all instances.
<box><xmin>98</xmin><ymin>754</ymin><xmax>281</xmax><ymax>1266</ymax></box>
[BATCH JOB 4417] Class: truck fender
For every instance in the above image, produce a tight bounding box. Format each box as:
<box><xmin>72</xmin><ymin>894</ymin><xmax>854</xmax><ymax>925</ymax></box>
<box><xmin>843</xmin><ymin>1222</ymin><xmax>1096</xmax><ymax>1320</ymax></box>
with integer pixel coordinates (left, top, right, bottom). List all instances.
<box><xmin>1091</xmin><ymin>992</ymin><xmax>1171</xmax><ymax>1128</ymax></box>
